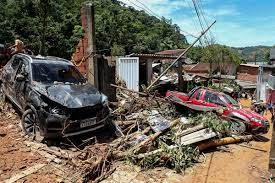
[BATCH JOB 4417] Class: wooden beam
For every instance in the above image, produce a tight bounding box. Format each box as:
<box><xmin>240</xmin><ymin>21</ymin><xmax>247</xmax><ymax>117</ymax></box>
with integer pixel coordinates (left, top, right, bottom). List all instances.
<box><xmin>4</xmin><ymin>164</ymin><xmax>46</xmax><ymax>183</ymax></box>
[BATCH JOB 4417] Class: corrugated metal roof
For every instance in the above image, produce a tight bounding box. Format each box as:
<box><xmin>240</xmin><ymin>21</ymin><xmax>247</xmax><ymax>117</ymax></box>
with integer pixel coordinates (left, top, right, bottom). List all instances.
<box><xmin>156</xmin><ymin>49</ymin><xmax>185</xmax><ymax>56</ymax></box>
<box><xmin>240</xmin><ymin>64</ymin><xmax>259</xmax><ymax>68</ymax></box>
<box><xmin>128</xmin><ymin>53</ymin><xmax>183</xmax><ymax>59</ymax></box>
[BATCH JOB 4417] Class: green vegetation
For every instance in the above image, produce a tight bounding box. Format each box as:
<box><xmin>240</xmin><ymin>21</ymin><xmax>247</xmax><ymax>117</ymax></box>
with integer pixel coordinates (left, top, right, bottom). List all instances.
<box><xmin>231</xmin><ymin>46</ymin><xmax>272</xmax><ymax>63</ymax></box>
<box><xmin>0</xmin><ymin>0</ymin><xmax>187</xmax><ymax>59</ymax></box>
<box><xmin>188</xmin><ymin>44</ymin><xmax>241</xmax><ymax>64</ymax></box>
<box><xmin>0</xmin><ymin>0</ymin><xmax>243</xmax><ymax>71</ymax></box>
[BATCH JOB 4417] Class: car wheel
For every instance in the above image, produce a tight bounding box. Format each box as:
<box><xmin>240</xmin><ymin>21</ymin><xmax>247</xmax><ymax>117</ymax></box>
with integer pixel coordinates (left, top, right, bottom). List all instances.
<box><xmin>21</xmin><ymin>109</ymin><xmax>43</xmax><ymax>142</ymax></box>
<box><xmin>0</xmin><ymin>84</ymin><xmax>6</xmax><ymax>103</ymax></box>
<box><xmin>106</xmin><ymin>119</ymin><xmax>123</xmax><ymax>137</ymax></box>
<box><xmin>229</xmin><ymin>121</ymin><xmax>246</xmax><ymax>135</ymax></box>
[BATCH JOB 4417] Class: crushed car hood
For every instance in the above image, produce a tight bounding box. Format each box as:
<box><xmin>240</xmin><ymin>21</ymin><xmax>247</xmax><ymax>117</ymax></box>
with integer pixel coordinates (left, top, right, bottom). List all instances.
<box><xmin>33</xmin><ymin>82</ymin><xmax>103</xmax><ymax>108</ymax></box>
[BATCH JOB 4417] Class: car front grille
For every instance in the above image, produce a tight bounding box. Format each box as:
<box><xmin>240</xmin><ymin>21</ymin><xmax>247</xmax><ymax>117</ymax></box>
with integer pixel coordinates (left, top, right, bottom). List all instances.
<box><xmin>69</xmin><ymin>104</ymin><xmax>104</xmax><ymax>121</ymax></box>
<box><xmin>62</xmin><ymin>104</ymin><xmax>110</xmax><ymax>135</ymax></box>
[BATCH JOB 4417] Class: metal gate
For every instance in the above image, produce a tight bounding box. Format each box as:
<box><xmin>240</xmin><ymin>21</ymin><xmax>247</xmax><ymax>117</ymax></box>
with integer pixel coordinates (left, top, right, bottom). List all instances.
<box><xmin>256</xmin><ymin>66</ymin><xmax>265</xmax><ymax>101</ymax></box>
<box><xmin>117</xmin><ymin>57</ymin><xmax>139</xmax><ymax>91</ymax></box>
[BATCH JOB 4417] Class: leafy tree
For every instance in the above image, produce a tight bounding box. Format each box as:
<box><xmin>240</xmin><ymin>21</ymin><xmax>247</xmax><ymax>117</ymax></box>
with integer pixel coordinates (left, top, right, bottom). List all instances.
<box><xmin>200</xmin><ymin>44</ymin><xmax>241</xmax><ymax>77</ymax></box>
<box><xmin>0</xmin><ymin>0</ymin><xmax>188</xmax><ymax>59</ymax></box>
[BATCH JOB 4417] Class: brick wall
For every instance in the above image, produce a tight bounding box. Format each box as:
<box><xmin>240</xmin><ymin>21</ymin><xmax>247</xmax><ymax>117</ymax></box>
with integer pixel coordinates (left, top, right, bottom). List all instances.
<box><xmin>236</xmin><ymin>65</ymin><xmax>259</xmax><ymax>83</ymax></box>
<box><xmin>72</xmin><ymin>7</ymin><xmax>89</xmax><ymax>76</ymax></box>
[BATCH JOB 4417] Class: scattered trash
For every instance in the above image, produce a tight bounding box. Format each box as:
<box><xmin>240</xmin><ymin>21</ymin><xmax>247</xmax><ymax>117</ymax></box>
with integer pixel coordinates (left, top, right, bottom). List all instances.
<box><xmin>147</xmin><ymin>110</ymin><xmax>171</xmax><ymax>133</ymax></box>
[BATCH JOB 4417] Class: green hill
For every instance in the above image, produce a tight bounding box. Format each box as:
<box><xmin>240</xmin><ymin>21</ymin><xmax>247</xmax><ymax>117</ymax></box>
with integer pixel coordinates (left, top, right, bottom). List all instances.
<box><xmin>231</xmin><ymin>46</ymin><xmax>271</xmax><ymax>63</ymax></box>
<box><xmin>0</xmin><ymin>0</ymin><xmax>187</xmax><ymax>59</ymax></box>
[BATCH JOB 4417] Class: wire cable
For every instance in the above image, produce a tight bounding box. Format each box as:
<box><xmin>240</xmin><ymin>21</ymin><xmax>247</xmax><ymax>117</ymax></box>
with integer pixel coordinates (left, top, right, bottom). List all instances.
<box><xmin>127</xmin><ymin>0</ymin><xmax>199</xmax><ymax>38</ymax></box>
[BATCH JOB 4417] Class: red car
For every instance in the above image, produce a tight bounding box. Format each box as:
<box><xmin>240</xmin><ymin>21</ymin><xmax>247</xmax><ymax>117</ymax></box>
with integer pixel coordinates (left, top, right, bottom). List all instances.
<box><xmin>166</xmin><ymin>87</ymin><xmax>269</xmax><ymax>134</ymax></box>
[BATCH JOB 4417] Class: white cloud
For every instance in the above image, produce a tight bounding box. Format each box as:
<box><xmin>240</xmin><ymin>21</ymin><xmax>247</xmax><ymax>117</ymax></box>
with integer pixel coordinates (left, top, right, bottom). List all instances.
<box><xmin>205</xmin><ymin>7</ymin><xmax>240</xmax><ymax>17</ymax></box>
<box><xmin>119</xmin><ymin>0</ymin><xmax>275</xmax><ymax>46</ymax></box>
<box><xmin>119</xmin><ymin>0</ymin><xmax>190</xmax><ymax>17</ymax></box>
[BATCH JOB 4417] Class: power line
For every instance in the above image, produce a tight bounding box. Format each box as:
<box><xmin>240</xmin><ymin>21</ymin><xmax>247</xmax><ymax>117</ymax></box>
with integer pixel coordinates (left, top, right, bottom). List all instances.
<box><xmin>191</xmin><ymin>0</ymin><xmax>211</xmax><ymax>46</ymax></box>
<box><xmin>183</xmin><ymin>0</ymin><xmax>205</xmax><ymax>46</ymax></box>
<box><xmin>127</xmin><ymin>0</ymin><xmax>199</xmax><ymax>38</ymax></box>
<box><xmin>134</xmin><ymin>0</ymin><xmax>162</xmax><ymax>19</ymax></box>
<box><xmin>196</xmin><ymin>0</ymin><xmax>215</xmax><ymax>42</ymax></box>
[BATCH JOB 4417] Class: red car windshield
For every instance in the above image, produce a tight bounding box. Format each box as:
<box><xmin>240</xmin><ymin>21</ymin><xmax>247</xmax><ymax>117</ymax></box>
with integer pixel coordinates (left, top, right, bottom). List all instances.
<box><xmin>221</xmin><ymin>94</ymin><xmax>239</xmax><ymax>106</ymax></box>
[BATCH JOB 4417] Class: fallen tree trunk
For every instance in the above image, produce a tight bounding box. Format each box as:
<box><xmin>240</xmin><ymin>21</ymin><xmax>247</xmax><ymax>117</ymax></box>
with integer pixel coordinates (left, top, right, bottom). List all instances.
<box><xmin>132</xmin><ymin>135</ymin><xmax>254</xmax><ymax>159</ymax></box>
<box><xmin>198</xmin><ymin>135</ymin><xmax>253</xmax><ymax>151</ymax></box>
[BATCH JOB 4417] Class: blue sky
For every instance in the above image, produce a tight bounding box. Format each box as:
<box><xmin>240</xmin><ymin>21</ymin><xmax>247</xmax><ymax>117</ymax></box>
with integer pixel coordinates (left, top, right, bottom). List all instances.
<box><xmin>120</xmin><ymin>0</ymin><xmax>275</xmax><ymax>47</ymax></box>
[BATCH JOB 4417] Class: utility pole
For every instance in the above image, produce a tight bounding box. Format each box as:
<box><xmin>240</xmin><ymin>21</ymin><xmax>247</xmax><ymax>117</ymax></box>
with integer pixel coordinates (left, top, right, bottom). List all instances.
<box><xmin>254</xmin><ymin>52</ymin><xmax>257</xmax><ymax>65</ymax></box>
<box><xmin>83</xmin><ymin>2</ymin><xmax>98</xmax><ymax>87</ymax></box>
<box><xmin>146</xmin><ymin>20</ymin><xmax>216</xmax><ymax>92</ymax></box>
<box><xmin>219</xmin><ymin>50</ymin><xmax>223</xmax><ymax>89</ymax></box>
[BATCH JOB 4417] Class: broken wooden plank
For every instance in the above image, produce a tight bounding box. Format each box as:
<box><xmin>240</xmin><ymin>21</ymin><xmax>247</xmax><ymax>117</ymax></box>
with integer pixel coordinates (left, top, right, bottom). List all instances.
<box><xmin>179</xmin><ymin>128</ymin><xmax>217</xmax><ymax>145</ymax></box>
<box><xmin>132</xmin><ymin>118</ymin><xmax>180</xmax><ymax>153</ymax></box>
<box><xmin>177</xmin><ymin>124</ymin><xmax>205</xmax><ymax>137</ymax></box>
<box><xmin>4</xmin><ymin>163</ymin><xmax>46</xmax><ymax>183</ymax></box>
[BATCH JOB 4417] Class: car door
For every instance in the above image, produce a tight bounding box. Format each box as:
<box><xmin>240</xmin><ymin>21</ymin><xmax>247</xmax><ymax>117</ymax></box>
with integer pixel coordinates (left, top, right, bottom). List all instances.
<box><xmin>14</xmin><ymin>59</ymin><xmax>30</xmax><ymax>110</ymax></box>
<box><xmin>4</xmin><ymin>55</ymin><xmax>23</xmax><ymax>102</ymax></box>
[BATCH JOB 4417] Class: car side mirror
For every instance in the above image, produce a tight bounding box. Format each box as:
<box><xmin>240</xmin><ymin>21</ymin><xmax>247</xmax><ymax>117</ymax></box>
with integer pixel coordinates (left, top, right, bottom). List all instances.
<box><xmin>16</xmin><ymin>74</ymin><xmax>26</xmax><ymax>82</ymax></box>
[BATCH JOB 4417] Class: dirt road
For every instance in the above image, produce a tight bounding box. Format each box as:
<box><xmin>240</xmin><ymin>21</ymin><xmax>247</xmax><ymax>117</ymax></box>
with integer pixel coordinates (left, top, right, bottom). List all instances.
<box><xmin>0</xmin><ymin>106</ymin><xmax>57</xmax><ymax>182</ymax></box>
<box><xmin>181</xmin><ymin>99</ymin><xmax>272</xmax><ymax>183</ymax></box>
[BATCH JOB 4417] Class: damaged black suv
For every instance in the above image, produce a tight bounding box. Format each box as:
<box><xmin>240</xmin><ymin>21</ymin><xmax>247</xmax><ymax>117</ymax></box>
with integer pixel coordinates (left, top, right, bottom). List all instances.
<box><xmin>0</xmin><ymin>54</ymin><xmax>111</xmax><ymax>139</ymax></box>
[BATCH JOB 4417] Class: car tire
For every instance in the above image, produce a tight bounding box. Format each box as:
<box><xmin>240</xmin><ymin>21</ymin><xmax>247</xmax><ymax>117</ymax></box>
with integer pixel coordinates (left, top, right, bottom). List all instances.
<box><xmin>0</xmin><ymin>84</ymin><xmax>6</xmax><ymax>103</ymax></box>
<box><xmin>228</xmin><ymin>121</ymin><xmax>246</xmax><ymax>135</ymax></box>
<box><xmin>105</xmin><ymin>119</ymin><xmax>123</xmax><ymax>137</ymax></box>
<box><xmin>21</xmin><ymin>109</ymin><xmax>43</xmax><ymax>142</ymax></box>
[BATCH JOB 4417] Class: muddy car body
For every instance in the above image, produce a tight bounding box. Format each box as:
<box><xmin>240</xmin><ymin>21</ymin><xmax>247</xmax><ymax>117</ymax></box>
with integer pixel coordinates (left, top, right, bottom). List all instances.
<box><xmin>0</xmin><ymin>54</ymin><xmax>110</xmax><ymax>138</ymax></box>
<box><xmin>166</xmin><ymin>87</ymin><xmax>269</xmax><ymax>134</ymax></box>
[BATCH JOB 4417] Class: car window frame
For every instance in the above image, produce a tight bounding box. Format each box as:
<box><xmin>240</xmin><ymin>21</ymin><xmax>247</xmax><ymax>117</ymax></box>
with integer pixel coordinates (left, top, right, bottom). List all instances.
<box><xmin>195</xmin><ymin>89</ymin><xmax>203</xmax><ymax>100</ymax></box>
<box><xmin>204</xmin><ymin>91</ymin><xmax>226</xmax><ymax>106</ymax></box>
<box><xmin>30</xmin><ymin>62</ymin><xmax>85</xmax><ymax>84</ymax></box>
<box><xmin>15</xmin><ymin>58</ymin><xmax>30</xmax><ymax>81</ymax></box>
<box><xmin>11</xmin><ymin>55</ymin><xmax>22</xmax><ymax>71</ymax></box>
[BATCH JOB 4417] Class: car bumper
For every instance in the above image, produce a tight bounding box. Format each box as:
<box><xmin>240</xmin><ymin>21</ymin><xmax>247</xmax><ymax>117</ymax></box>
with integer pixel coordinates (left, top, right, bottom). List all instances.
<box><xmin>38</xmin><ymin>110</ymin><xmax>109</xmax><ymax>138</ymax></box>
<box><xmin>251</xmin><ymin>121</ymin><xmax>270</xmax><ymax>134</ymax></box>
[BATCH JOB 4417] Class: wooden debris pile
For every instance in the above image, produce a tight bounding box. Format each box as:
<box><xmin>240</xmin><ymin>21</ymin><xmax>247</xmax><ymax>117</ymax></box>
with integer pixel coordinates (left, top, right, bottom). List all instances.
<box><xmin>18</xmin><ymin>86</ymin><xmax>254</xmax><ymax>183</ymax></box>
<box><xmin>92</xmin><ymin>86</ymin><xmax>253</xmax><ymax>176</ymax></box>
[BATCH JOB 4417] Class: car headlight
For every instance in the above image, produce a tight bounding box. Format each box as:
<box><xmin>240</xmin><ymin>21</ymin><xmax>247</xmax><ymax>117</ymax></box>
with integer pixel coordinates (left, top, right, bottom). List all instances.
<box><xmin>101</xmin><ymin>94</ymin><xmax>108</xmax><ymax>107</ymax></box>
<box><xmin>50</xmin><ymin>107</ymin><xmax>66</xmax><ymax>115</ymax></box>
<box><xmin>251</xmin><ymin>117</ymin><xmax>261</xmax><ymax>123</ymax></box>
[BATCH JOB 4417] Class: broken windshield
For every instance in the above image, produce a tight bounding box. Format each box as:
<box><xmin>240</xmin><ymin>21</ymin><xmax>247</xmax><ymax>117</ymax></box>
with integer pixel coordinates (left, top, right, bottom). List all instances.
<box><xmin>31</xmin><ymin>62</ymin><xmax>85</xmax><ymax>84</ymax></box>
<box><xmin>222</xmin><ymin>94</ymin><xmax>239</xmax><ymax>106</ymax></box>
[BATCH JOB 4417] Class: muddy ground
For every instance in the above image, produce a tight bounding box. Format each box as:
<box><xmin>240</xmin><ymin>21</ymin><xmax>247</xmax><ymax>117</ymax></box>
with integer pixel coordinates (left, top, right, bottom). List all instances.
<box><xmin>0</xmin><ymin>99</ymin><xmax>272</xmax><ymax>183</ymax></box>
